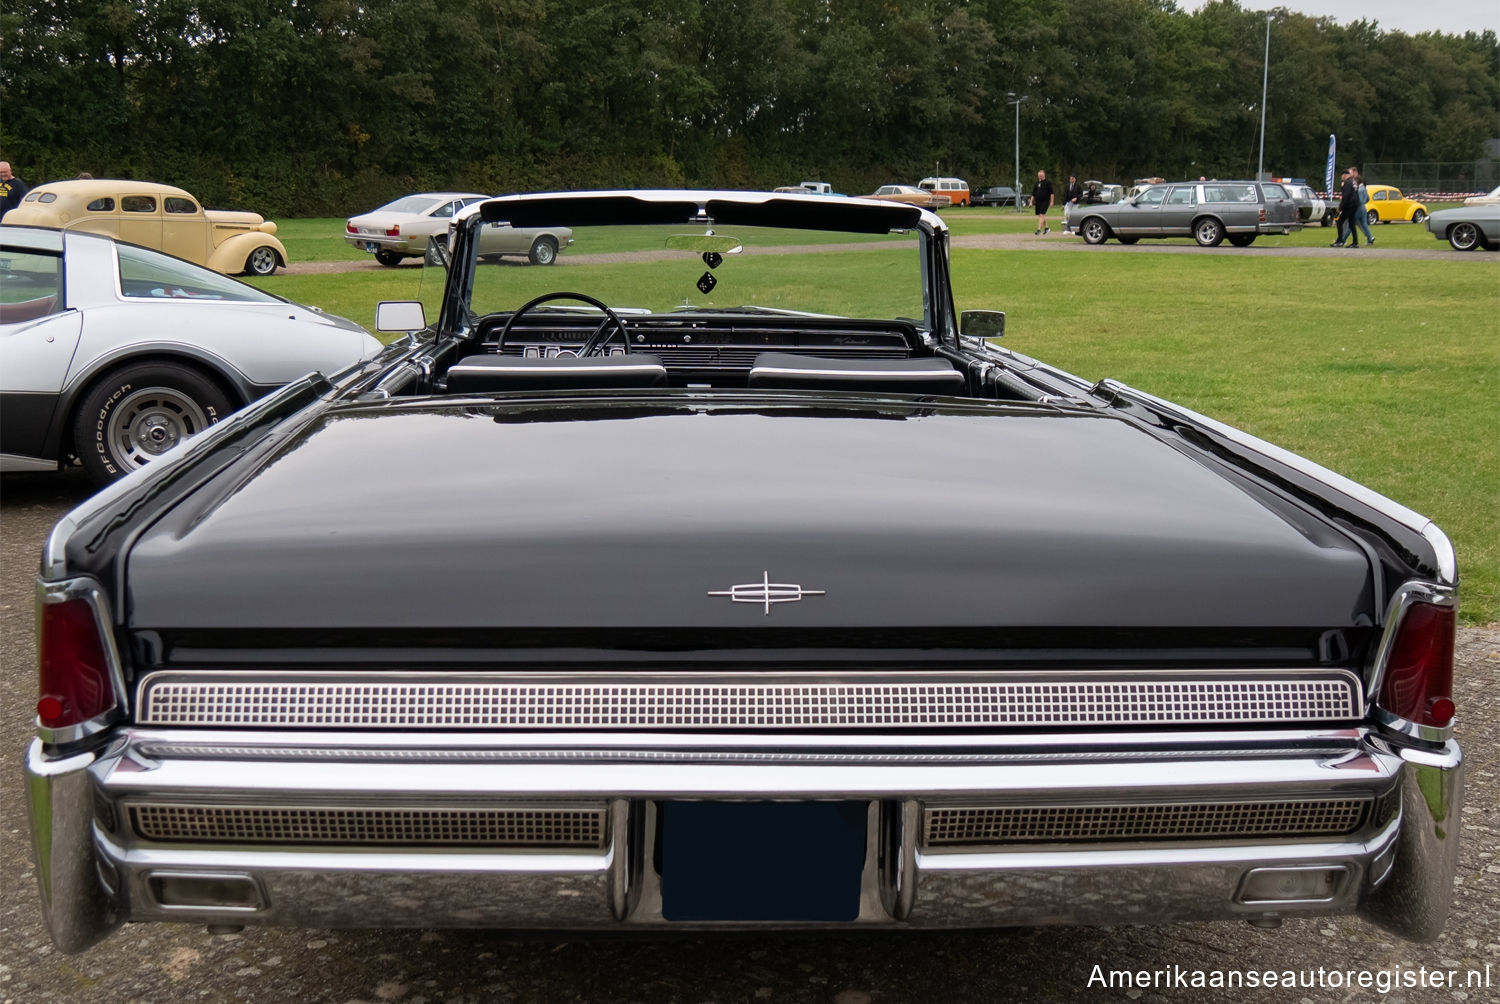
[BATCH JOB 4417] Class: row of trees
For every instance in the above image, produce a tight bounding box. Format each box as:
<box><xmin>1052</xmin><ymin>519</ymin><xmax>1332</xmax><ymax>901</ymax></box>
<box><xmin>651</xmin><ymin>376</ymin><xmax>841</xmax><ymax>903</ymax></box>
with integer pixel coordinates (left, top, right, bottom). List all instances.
<box><xmin>2</xmin><ymin>0</ymin><xmax>1496</xmax><ymax>216</ymax></box>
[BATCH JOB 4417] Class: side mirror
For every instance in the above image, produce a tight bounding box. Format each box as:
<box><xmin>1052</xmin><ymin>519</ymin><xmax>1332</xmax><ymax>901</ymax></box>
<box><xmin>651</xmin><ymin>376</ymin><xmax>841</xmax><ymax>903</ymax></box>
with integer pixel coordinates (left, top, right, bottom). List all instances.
<box><xmin>375</xmin><ymin>300</ymin><xmax>427</xmax><ymax>333</ymax></box>
<box><xmin>961</xmin><ymin>309</ymin><xmax>1005</xmax><ymax>340</ymax></box>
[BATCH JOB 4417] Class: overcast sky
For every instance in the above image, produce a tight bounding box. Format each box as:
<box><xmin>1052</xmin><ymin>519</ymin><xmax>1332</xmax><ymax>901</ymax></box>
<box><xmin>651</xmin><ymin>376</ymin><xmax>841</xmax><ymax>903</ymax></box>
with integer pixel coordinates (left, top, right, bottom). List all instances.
<box><xmin>1185</xmin><ymin>1</ymin><xmax>1498</xmax><ymax>36</ymax></box>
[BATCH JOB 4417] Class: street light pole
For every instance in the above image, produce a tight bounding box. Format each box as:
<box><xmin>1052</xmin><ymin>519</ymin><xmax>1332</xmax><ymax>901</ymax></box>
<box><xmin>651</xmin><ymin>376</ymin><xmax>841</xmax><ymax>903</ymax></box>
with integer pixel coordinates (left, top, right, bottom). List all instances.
<box><xmin>1257</xmin><ymin>14</ymin><xmax>1272</xmax><ymax>181</ymax></box>
<box><xmin>1007</xmin><ymin>91</ymin><xmax>1029</xmax><ymax>212</ymax></box>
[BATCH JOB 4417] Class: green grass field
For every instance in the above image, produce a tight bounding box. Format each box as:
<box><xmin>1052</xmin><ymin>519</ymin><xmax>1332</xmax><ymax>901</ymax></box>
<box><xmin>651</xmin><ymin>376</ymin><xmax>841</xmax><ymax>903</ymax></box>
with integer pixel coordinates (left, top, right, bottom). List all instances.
<box><xmin>251</xmin><ymin>217</ymin><xmax>1500</xmax><ymax>623</ymax></box>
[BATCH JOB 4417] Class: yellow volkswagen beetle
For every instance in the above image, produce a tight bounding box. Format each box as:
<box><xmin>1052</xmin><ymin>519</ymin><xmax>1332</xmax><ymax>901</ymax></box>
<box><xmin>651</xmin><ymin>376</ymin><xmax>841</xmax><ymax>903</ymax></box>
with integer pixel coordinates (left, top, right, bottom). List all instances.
<box><xmin>1</xmin><ymin>179</ymin><xmax>288</xmax><ymax>275</ymax></box>
<box><xmin>1363</xmin><ymin>184</ymin><xmax>1428</xmax><ymax>226</ymax></box>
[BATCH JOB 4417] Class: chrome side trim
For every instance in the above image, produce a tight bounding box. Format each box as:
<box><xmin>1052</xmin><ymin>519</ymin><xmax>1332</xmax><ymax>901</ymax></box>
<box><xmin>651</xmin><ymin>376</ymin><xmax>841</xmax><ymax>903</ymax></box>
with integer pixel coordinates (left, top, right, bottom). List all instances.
<box><xmin>35</xmin><ymin>577</ymin><xmax>129</xmax><ymax>745</ymax></box>
<box><xmin>136</xmin><ymin>668</ymin><xmax>1364</xmax><ymax>731</ymax></box>
<box><xmin>1096</xmin><ymin>379</ymin><xmax>1435</xmax><ymax>536</ymax></box>
<box><xmin>1364</xmin><ymin>581</ymin><xmax>1457</xmax><ymax>743</ymax></box>
<box><xmin>0</xmin><ymin>452</ymin><xmax>60</xmax><ymax>472</ymax></box>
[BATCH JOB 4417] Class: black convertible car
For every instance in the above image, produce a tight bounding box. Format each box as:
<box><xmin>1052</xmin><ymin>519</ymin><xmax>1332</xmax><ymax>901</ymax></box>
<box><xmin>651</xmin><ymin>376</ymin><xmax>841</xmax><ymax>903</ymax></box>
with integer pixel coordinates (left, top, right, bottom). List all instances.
<box><xmin>27</xmin><ymin>190</ymin><xmax>1461</xmax><ymax>950</ymax></box>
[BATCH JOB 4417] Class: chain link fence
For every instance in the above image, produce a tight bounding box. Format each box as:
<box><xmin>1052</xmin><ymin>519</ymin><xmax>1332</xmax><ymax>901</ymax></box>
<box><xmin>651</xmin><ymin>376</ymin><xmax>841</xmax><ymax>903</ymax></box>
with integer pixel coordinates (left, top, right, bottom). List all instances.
<box><xmin>1365</xmin><ymin>160</ymin><xmax>1498</xmax><ymax>197</ymax></box>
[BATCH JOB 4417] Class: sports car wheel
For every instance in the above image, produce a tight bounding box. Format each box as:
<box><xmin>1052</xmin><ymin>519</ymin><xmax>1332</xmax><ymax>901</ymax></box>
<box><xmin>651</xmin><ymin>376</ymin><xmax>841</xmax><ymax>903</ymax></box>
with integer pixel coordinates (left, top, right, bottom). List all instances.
<box><xmin>1411</xmin><ymin>209</ymin><xmax>1427</xmax><ymax>224</ymax></box>
<box><xmin>1080</xmin><ymin>218</ymin><xmax>1109</xmax><ymax>245</ymax></box>
<box><xmin>528</xmin><ymin>236</ymin><xmax>559</xmax><ymax>266</ymax></box>
<box><xmin>1193</xmin><ymin>217</ymin><xmax>1225</xmax><ymax>247</ymax></box>
<box><xmin>1367</xmin><ymin>209</ymin><xmax>1379</xmax><ymax>227</ymax></box>
<box><xmin>375</xmin><ymin>249</ymin><xmax>405</xmax><ymax>267</ymax></box>
<box><xmin>73</xmin><ymin>362</ymin><xmax>233</xmax><ymax>486</ymax></box>
<box><xmin>1448</xmin><ymin>222</ymin><xmax>1483</xmax><ymax>251</ymax></box>
<box><xmin>1228</xmin><ymin>234</ymin><xmax>1256</xmax><ymax>247</ymax></box>
<box><xmin>244</xmin><ymin>246</ymin><xmax>279</xmax><ymax>276</ymax></box>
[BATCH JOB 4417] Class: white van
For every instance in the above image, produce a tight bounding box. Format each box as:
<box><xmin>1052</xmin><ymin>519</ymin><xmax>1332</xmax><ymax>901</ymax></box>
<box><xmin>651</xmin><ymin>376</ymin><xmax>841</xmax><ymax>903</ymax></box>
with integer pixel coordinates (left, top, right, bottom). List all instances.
<box><xmin>917</xmin><ymin>177</ymin><xmax>971</xmax><ymax>207</ymax></box>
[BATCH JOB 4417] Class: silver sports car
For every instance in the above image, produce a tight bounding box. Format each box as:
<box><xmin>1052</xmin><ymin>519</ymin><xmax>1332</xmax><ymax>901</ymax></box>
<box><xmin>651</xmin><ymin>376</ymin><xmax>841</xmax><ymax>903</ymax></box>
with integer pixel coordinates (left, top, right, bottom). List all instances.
<box><xmin>0</xmin><ymin>226</ymin><xmax>381</xmax><ymax>485</ymax></box>
<box><xmin>344</xmin><ymin>192</ymin><xmax>574</xmax><ymax>266</ymax></box>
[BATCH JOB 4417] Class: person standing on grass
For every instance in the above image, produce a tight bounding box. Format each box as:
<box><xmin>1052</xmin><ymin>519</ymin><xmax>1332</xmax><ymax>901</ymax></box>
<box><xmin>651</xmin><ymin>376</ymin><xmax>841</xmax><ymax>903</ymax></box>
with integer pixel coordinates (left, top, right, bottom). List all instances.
<box><xmin>1331</xmin><ymin>168</ymin><xmax>1361</xmax><ymax>248</ymax></box>
<box><xmin>1352</xmin><ymin>167</ymin><xmax>1375</xmax><ymax>246</ymax></box>
<box><xmin>0</xmin><ymin>161</ymin><xmax>27</xmax><ymax>220</ymax></box>
<box><xmin>1031</xmin><ymin>169</ymin><xmax>1054</xmax><ymax>235</ymax></box>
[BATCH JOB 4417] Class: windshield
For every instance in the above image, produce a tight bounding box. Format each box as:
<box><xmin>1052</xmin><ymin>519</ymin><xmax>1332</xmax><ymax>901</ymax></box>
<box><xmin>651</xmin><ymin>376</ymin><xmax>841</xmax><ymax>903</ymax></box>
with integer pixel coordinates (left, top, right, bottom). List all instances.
<box><xmin>460</xmin><ymin>220</ymin><xmax>926</xmax><ymax>324</ymax></box>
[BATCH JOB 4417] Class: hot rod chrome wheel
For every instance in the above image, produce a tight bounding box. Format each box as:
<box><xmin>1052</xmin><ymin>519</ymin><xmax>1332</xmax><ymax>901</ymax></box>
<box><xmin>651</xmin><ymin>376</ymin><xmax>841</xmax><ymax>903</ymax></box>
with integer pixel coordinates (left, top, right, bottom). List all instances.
<box><xmin>245</xmin><ymin>246</ymin><xmax>278</xmax><ymax>276</ymax></box>
<box><xmin>72</xmin><ymin>362</ymin><xmax>232</xmax><ymax>485</ymax></box>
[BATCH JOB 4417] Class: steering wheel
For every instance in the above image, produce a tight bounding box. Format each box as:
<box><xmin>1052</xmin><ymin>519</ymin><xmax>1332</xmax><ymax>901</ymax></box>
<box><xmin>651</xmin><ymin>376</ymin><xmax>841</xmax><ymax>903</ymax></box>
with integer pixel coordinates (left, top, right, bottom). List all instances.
<box><xmin>494</xmin><ymin>291</ymin><xmax>629</xmax><ymax>358</ymax></box>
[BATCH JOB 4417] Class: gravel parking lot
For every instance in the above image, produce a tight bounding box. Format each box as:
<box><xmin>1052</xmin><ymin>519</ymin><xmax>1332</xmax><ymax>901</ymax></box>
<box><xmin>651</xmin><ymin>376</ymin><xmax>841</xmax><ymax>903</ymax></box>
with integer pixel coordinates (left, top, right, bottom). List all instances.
<box><xmin>3</xmin><ymin>468</ymin><xmax>1497</xmax><ymax>1004</ymax></box>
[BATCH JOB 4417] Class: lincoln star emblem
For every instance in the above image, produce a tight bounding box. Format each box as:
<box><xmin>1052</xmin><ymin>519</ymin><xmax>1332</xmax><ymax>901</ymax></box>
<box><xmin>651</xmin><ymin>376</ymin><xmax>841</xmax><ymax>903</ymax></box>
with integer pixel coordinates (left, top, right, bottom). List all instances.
<box><xmin>708</xmin><ymin>571</ymin><xmax>826</xmax><ymax>615</ymax></box>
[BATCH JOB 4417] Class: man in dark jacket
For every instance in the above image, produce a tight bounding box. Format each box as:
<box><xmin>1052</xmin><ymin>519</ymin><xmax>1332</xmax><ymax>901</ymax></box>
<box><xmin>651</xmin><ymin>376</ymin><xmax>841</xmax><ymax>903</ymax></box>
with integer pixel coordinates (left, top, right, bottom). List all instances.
<box><xmin>1332</xmin><ymin>167</ymin><xmax>1362</xmax><ymax>248</ymax></box>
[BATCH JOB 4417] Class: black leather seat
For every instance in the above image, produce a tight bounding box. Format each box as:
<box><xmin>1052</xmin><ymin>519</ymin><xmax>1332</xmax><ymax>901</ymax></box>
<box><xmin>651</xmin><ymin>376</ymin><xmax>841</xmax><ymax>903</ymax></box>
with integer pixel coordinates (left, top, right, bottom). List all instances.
<box><xmin>446</xmin><ymin>353</ymin><xmax>668</xmax><ymax>393</ymax></box>
<box><xmin>747</xmin><ymin>352</ymin><xmax>966</xmax><ymax>394</ymax></box>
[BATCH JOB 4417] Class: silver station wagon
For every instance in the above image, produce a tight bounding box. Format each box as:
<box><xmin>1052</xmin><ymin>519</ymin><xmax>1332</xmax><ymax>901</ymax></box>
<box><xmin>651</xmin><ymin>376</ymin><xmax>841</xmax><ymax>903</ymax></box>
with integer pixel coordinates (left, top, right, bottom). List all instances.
<box><xmin>1067</xmin><ymin>180</ymin><xmax>1302</xmax><ymax>247</ymax></box>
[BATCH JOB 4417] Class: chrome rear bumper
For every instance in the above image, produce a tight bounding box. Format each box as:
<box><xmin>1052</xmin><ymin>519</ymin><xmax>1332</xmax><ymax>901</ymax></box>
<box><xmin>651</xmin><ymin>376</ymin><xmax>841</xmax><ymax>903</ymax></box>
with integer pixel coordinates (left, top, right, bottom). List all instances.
<box><xmin>26</xmin><ymin>728</ymin><xmax>1463</xmax><ymax>951</ymax></box>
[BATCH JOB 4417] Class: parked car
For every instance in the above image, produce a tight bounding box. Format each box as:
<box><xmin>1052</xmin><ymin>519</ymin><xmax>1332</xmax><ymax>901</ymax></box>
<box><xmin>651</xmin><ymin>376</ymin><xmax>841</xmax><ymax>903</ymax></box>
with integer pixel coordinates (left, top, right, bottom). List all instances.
<box><xmin>26</xmin><ymin>189</ymin><xmax>1461</xmax><ymax>952</ymax></box>
<box><xmin>1463</xmin><ymin>185</ymin><xmax>1500</xmax><ymax>206</ymax></box>
<box><xmin>0</xmin><ymin>226</ymin><xmax>379</xmax><ymax>485</ymax></box>
<box><xmin>864</xmin><ymin>184</ymin><xmax>950</xmax><ymax>208</ymax></box>
<box><xmin>1078</xmin><ymin>180</ymin><xmax>1123</xmax><ymax>204</ymax></box>
<box><xmin>917</xmin><ymin>177</ymin><xmax>971</xmax><ymax>206</ymax></box>
<box><xmin>2</xmin><ymin>179</ymin><xmax>288</xmax><ymax>276</ymax></box>
<box><xmin>345</xmin><ymin>192</ymin><xmax>574</xmax><ymax>266</ymax></box>
<box><xmin>1363</xmin><ymin>185</ymin><xmax>1427</xmax><ymax>225</ymax></box>
<box><xmin>1066</xmin><ymin>180</ymin><xmax>1302</xmax><ymax>247</ymax></box>
<box><xmin>971</xmin><ymin>185</ymin><xmax>1029</xmax><ymax>208</ymax></box>
<box><xmin>1284</xmin><ymin>183</ymin><xmax>1331</xmax><ymax>227</ymax></box>
<box><xmin>1424</xmin><ymin>202</ymin><xmax>1500</xmax><ymax>251</ymax></box>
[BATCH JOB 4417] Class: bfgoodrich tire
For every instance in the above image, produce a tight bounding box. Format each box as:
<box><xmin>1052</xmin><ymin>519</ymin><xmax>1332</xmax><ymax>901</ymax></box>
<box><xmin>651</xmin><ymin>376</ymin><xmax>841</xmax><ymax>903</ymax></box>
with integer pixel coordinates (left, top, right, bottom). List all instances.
<box><xmin>72</xmin><ymin>362</ymin><xmax>233</xmax><ymax>486</ymax></box>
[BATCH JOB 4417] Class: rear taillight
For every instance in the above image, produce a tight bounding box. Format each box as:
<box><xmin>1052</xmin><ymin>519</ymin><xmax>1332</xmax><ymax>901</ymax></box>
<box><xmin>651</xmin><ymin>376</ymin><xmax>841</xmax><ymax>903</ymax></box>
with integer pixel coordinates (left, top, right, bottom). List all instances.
<box><xmin>37</xmin><ymin>593</ymin><xmax>118</xmax><ymax>731</ymax></box>
<box><xmin>1377</xmin><ymin>600</ymin><xmax>1456</xmax><ymax>730</ymax></box>
<box><xmin>345</xmin><ymin>222</ymin><xmax>357</xmax><ymax>234</ymax></box>
<box><xmin>386</xmin><ymin>225</ymin><xmax>400</xmax><ymax>237</ymax></box>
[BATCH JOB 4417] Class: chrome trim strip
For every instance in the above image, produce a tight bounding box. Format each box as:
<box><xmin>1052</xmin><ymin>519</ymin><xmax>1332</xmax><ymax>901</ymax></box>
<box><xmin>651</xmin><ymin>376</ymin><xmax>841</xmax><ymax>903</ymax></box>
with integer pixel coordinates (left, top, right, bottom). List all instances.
<box><xmin>135</xmin><ymin>668</ymin><xmax>1364</xmax><ymax>730</ymax></box>
<box><xmin>1421</xmin><ymin>523</ymin><xmax>1458</xmax><ymax>586</ymax></box>
<box><xmin>0</xmin><ymin>452</ymin><xmax>59</xmax><ymax>472</ymax></box>
<box><xmin>35</xmin><ymin>577</ymin><xmax>129</xmax><ymax>745</ymax></box>
<box><xmin>1364</xmin><ymin>581</ymin><xmax>1457</xmax><ymax>743</ymax></box>
<box><xmin>1096</xmin><ymin>378</ymin><xmax>1435</xmax><ymax>535</ymax></box>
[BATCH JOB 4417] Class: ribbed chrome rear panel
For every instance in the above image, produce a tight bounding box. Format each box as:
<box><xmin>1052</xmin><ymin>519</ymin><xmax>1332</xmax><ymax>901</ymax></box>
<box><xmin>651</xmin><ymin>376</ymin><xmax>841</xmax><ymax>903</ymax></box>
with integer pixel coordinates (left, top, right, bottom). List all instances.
<box><xmin>130</xmin><ymin>804</ymin><xmax>608</xmax><ymax>848</ymax></box>
<box><xmin>136</xmin><ymin>671</ymin><xmax>1362</xmax><ymax>730</ymax></box>
<box><xmin>924</xmin><ymin>798</ymin><xmax>1370</xmax><ymax>846</ymax></box>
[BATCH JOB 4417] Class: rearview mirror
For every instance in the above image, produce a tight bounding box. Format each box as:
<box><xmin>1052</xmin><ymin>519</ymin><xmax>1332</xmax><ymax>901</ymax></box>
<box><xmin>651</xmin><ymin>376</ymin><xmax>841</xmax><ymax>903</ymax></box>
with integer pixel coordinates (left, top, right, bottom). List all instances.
<box><xmin>961</xmin><ymin>309</ymin><xmax>1005</xmax><ymax>340</ymax></box>
<box><xmin>665</xmin><ymin>234</ymin><xmax>743</xmax><ymax>254</ymax></box>
<box><xmin>375</xmin><ymin>300</ymin><xmax>427</xmax><ymax>333</ymax></box>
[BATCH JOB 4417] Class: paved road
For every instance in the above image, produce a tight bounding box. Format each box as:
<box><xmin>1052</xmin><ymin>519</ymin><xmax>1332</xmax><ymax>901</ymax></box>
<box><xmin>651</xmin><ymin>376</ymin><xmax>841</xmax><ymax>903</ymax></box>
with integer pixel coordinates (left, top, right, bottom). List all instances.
<box><xmin>2</xmin><ymin>469</ymin><xmax>1497</xmax><ymax>1004</ymax></box>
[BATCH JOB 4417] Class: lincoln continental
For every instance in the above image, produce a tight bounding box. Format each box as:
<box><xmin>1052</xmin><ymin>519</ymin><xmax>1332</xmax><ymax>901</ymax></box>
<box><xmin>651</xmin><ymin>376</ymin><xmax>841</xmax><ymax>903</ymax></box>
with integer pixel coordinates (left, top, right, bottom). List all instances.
<box><xmin>26</xmin><ymin>190</ymin><xmax>1461</xmax><ymax>950</ymax></box>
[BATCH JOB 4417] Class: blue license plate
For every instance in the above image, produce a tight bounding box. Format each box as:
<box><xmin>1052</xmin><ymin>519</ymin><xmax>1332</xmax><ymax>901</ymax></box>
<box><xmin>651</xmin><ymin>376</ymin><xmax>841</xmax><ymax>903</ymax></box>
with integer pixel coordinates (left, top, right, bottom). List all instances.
<box><xmin>362</xmin><ymin>242</ymin><xmax>380</xmax><ymax>252</ymax></box>
<box><xmin>661</xmin><ymin>801</ymin><xmax>867</xmax><ymax>921</ymax></box>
